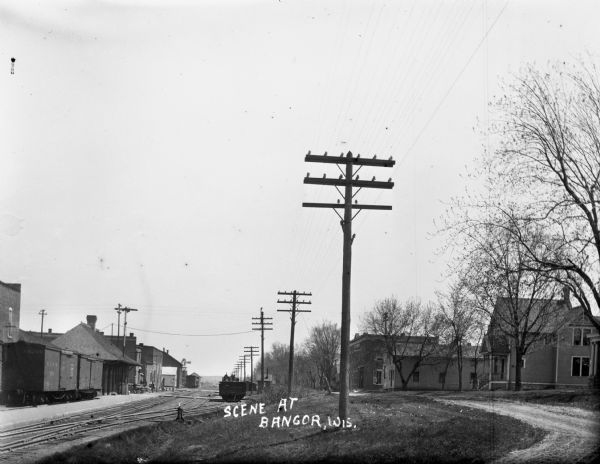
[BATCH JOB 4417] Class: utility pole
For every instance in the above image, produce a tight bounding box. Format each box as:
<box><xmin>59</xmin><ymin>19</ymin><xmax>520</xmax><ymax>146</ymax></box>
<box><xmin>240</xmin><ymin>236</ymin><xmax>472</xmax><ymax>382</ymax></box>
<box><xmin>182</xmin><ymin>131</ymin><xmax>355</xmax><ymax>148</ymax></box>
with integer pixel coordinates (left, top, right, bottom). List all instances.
<box><xmin>119</xmin><ymin>306</ymin><xmax>138</xmax><ymax>356</ymax></box>
<box><xmin>277</xmin><ymin>290</ymin><xmax>312</xmax><ymax>397</ymax></box>
<box><xmin>39</xmin><ymin>309</ymin><xmax>47</xmax><ymax>339</ymax></box>
<box><xmin>244</xmin><ymin>346</ymin><xmax>259</xmax><ymax>391</ymax></box>
<box><xmin>252</xmin><ymin>307</ymin><xmax>273</xmax><ymax>392</ymax></box>
<box><xmin>303</xmin><ymin>150</ymin><xmax>394</xmax><ymax>421</ymax></box>
<box><xmin>239</xmin><ymin>355</ymin><xmax>247</xmax><ymax>381</ymax></box>
<box><xmin>115</xmin><ymin>304</ymin><xmax>123</xmax><ymax>339</ymax></box>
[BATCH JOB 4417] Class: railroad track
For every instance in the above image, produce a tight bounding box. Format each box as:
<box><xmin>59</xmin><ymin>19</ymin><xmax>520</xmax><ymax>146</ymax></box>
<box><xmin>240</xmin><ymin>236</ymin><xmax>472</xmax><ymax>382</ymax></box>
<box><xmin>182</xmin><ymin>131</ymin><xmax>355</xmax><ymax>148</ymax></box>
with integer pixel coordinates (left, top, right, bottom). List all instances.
<box><xmin>0</xmin><ymin>393</ymin><xmax>222</xmax><ymax>454</ymax></box>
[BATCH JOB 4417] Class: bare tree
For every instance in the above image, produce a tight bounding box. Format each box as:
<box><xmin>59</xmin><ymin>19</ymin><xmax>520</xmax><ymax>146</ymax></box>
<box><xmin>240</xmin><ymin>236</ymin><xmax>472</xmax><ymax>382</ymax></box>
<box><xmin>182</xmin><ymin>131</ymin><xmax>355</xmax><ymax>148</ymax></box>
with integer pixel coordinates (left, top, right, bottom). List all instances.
<box><xmin>305</xmin><ymin>321</ymin><xmax>340</xmax><ymax>393</ymax></box>
<box><xmin>490</xmin><ymin>62</ymin><xmax>600</xmax><ymax>334</ymax></box>
<box><xmin>362</xmin><ymin>297</ymin><xmax>442</xmax><ymax>390</ymax></box>
<box><xmin>437</xmin><ymin>277</ymin><xmax>483</xmax><ymax>391</ymax></box>
<box><xmin>460</xmin><ymin>213</ymin><xmax>563</xmax><ymax>391</ymax></box>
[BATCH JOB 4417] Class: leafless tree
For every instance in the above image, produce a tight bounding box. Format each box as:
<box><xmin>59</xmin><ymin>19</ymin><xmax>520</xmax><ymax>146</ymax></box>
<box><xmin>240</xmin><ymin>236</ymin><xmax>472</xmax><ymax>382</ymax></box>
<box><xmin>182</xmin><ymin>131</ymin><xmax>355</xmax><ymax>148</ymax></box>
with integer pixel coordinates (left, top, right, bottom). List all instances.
<box><xmin>362</xmin><ymin>297</ymin><xmax>442</xmax><ymax>390</ymax></box>
<box><xmin>305</xmin><ymin>321</ymin><xmax>340</xmax><ymax>393</ymax></box>
<box><xmin>490</xmin><ymin>61</ymin><xmax>600</xmax><ymax>333</ymax></box>
<box><xmin>437</xmin><ymin>277</ymin><xmax>483</xmax><ymax>391</ymax></box>
<box><xmin>460</xmin><ymin>212</ymin><xmax>562</xmax><ymax>391</ymax></box>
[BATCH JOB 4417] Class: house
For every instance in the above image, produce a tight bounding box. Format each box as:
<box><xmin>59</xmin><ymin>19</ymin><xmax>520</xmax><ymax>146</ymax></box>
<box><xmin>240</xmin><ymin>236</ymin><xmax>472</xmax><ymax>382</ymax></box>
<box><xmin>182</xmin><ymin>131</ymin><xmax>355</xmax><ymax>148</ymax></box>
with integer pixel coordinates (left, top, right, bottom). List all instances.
<box><xmin>481</xmin><ymin>294</ymin><xmax>599</xmax><ymax>389</ymax></box>
<box><xmin>52</xmin><ymin>315</ymin><xmax>139</xmax><ymax>394</ymax></box>
<box><xmin>0</xmin><ymin>280</ymin><xmax>21</xmax><ymax>394</ymax></box>
<box><xmin>349</xmin><ymin>333</ymin><xmax>484</xmax><ymax>391</ymax></box>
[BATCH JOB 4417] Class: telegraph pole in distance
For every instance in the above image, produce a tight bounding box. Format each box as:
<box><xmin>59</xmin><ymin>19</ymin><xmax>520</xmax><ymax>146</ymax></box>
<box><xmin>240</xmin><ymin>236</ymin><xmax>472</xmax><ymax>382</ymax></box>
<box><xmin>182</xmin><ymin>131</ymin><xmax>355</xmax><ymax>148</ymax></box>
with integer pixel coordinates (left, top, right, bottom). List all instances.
<box><xmin>39</xmin><ymin>309</ymin><xmax>47</xmax><ymax>339</ymax></box>
<box><xmin>239</xmin><ymin>354</ymin><xmax>248</xmax><ymax>381</ymax></box>
<box><xmin>121</xmin><ymin>306</ymin><xmax>138</xmax><ymax>356</ymax></box>
<box><xmin>252</xmin><ymin>307</ymin><xmax>273</xmax><ymax>392</ymax></box>
<box><xmin>244</xmin><ymin>346</ymin><xmax>259</xmax><ymax>391</ymax></box>
<box><xmin>277</xmin><ymin>290</ymin><xmax>312</xmax><ymax>397</ymax></box>
<box><xmin>115</xmin><ymin>304</ymin><xmax>123</xmax><ymax>338</ymax></box>
<box><xmin>303</xmin><ymin>150</ymin><xmax>394</xmax><ymax>421</ymax></box>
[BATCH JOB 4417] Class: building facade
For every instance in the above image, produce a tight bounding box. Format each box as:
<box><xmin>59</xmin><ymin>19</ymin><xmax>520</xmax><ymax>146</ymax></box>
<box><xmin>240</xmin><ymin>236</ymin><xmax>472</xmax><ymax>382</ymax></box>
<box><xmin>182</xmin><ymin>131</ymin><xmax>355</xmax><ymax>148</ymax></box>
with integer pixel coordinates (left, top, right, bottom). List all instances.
<box><xmin>481</xmin><ymin>298</ymin><xmax>599</xmax><ymax>390</ymax></box>
<box><xmin>349</xmin><ymin>333</ymin><xmax>484</xmax><ymax>391</ymax></box>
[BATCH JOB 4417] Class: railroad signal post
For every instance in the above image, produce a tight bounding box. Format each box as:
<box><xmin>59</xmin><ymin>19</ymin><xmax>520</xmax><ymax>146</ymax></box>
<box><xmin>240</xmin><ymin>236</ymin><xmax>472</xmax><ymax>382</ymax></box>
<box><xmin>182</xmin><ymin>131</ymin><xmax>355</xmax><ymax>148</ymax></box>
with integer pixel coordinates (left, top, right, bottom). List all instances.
<box><xmin>277</xmin><ymin>290</ymin><xmax>312</xmax><ymax>397</ymax></box>
<box><xmin>303</xmin><ymin>150</ymin><xmax>394</xmax><ymax>421</ymax></box>
<box><xmin>252</xmin><ymin>307</ymin><xmax>273</xmax><ymax>392</ymax></box>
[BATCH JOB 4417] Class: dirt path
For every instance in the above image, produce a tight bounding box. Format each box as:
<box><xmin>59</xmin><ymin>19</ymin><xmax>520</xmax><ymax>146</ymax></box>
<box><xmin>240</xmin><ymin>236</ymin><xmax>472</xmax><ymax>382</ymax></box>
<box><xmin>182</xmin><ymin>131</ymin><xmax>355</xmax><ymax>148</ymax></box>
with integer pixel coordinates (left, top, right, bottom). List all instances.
<box><xmin>438</xmin><ymin>399</ymin><xmax>599</xmax><ymax>463</ymax></box>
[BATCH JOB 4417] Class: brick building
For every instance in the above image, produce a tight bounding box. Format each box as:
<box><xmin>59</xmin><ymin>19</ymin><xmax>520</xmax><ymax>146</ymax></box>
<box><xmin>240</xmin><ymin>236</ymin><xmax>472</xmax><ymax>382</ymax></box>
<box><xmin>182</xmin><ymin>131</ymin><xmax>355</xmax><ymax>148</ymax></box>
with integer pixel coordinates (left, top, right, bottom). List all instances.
<box><xmin>349</xmin><ymin>333</ymin><xmax>484</xmax><ymax>391</ymax></box>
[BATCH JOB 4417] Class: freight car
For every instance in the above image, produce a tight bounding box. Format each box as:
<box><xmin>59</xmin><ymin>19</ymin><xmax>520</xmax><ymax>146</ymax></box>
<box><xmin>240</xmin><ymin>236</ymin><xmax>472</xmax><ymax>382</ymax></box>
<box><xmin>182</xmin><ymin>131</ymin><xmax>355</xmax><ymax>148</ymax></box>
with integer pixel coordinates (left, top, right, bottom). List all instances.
<box><xmin>219</xmin><ymin>379</ymin><xmax>257</xmax><ymax>402</ymax></box>
<box><xmin>2</xmin><ymin>340</ymin><xmax>103</xmax><ymax>405</ymax></box>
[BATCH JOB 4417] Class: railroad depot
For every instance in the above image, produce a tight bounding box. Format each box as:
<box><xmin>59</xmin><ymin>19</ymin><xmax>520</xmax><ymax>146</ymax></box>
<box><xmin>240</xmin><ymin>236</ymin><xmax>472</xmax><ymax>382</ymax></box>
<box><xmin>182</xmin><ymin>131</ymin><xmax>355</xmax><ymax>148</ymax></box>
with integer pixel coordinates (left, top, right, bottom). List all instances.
<box><xmin>0</xmin><ymin>281</ymin><xmax>189</xmax><ymax>404</ymax></box>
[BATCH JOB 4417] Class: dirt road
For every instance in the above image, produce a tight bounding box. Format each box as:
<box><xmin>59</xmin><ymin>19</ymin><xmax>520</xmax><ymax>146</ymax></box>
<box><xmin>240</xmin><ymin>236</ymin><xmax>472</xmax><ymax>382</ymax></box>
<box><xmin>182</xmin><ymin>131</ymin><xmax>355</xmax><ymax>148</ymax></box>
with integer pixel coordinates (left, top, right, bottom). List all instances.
<box><xmin>438</xmin><ymin>399</ymin><xmax>599</xmax><ymax>463</ymax></box>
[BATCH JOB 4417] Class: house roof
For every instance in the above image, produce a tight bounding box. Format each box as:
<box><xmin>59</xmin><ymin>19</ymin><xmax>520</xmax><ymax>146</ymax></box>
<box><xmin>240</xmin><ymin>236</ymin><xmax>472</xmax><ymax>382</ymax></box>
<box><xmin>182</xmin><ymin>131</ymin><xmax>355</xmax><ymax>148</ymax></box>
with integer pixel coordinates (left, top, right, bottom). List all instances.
<box><xmin>491</xmin><ymin>297</ymin><xmax>570</xmax><ymax>335</ymax></box>
<box><xmin>53</xmin><ymin>323</ymin><xmax>139</xmax><ymax>365</ymax></box>
<box><xmin>162</xmin><ymin>349</ymin><xmax>182</xmax><ymax>368</ymax></box>
<box><xmin>18</xmin><ymin>329</ymin><xmax>61</xmax><ymax>347</ymax></box>
<box><xmin>0</xmin><ymin>280</ymin><xmax>21</xmax><ymax>292</ymax></box>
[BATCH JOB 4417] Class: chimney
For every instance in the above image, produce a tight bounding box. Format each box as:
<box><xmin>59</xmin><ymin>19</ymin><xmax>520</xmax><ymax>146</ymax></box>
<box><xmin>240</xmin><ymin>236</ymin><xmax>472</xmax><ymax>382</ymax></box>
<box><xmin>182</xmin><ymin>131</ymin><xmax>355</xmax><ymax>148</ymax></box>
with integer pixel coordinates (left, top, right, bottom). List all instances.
<box><xmin>48</xmin><ymin>328</ymin><xmax>52</xmax><ymax>334</ymax></box>
<box><xmin>87</xmin><ymin>315</ymin><xmax>97</xmax><ymax>331</ymax></box>
<box><xmin>354</xmin><ymin>333</ymin><xmax>360</xmax><ymax>340</ymax></box>
<box><xmin>562</xmin><ymin>287</ymin><xmax>572</xmax><ymax>310</ymax></box>
<box><xmin>130</xmin><ymin>332</ymin><xmax>134</xmax><ymax>337</ymax></box>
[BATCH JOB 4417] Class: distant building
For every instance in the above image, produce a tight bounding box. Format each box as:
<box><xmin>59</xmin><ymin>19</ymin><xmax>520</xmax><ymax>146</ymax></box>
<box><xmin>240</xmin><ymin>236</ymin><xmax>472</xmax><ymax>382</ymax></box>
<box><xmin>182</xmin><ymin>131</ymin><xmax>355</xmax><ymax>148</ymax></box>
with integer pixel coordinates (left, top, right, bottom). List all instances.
<box><xmin>186</xmin><ymin>372</ymin><xmax>201</xmax><ymax>388</ymax></box>
<box><xmin>106</xmin><ymin>332</ymin><xmax>141</xmax><ymax>384</ymax></box>
<box><xmin>162</xmin><ymin>349</ymin><xmax>183</xmax><ymax>389</ymax></box>
<box><xmin>138</xmin><ymin>345</ymin><xmax>182</xmax><ymax>390</ymax></box>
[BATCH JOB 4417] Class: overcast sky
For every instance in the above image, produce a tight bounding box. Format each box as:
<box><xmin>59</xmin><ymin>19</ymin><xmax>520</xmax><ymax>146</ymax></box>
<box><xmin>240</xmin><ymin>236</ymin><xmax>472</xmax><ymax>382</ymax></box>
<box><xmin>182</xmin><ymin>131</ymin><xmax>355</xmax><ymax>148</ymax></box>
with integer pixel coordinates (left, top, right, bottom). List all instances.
<box><xmin>1</xmin><ymin>0</ymin><xmax>598</xmax><ymax>376</ymax></box>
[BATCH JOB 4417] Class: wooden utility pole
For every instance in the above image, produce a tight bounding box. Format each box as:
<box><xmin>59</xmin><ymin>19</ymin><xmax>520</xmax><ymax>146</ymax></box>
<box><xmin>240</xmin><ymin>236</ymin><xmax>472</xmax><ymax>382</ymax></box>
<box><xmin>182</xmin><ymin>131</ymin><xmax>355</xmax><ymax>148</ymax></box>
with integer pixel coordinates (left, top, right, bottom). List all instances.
<box><xmin>39</xmin><ymin>309</ymin><xmax>47</xmax><ymax>339</ymax></box>
<box><xmin>115</xmin><ymin>304</ymin><xmax>123</xmax><ymax>338</ymax></box>
<box><xmin>277</xmin><ymin>290</ymin><xmax>312</xmax><ymax>397</ymax></box>
<box><xmin>303</xmin><ymin>150</ymin><xmax>394</xmax><ymax>421</ymax></box>
<box><xmin>239</xmin><ymin>355</ymin><xmax>247</xmax><ymax>381</ymax></box>
<box><xmin>252</xmin><ymin>308</ymin><xmax>273</xmax><ymax>392</ymax></box>
<box><xmin>120</xmin><ymin>306</ymin><xmax>138</xmax><ymax>356</ymax></box>
<box><xmin>244</xmin><ymin>346</ymin><xmax>259</xmax><ymax>390</ymax></box>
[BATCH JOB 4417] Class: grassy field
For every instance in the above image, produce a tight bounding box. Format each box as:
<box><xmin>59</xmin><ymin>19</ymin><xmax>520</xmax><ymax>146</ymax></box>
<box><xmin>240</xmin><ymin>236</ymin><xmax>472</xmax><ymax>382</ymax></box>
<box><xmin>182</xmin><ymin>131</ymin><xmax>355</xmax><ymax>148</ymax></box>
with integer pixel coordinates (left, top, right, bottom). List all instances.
<box><xmin>39</xmin><ymin>389</ymin><xmax>546</xmax><ymax>464</ymax></box>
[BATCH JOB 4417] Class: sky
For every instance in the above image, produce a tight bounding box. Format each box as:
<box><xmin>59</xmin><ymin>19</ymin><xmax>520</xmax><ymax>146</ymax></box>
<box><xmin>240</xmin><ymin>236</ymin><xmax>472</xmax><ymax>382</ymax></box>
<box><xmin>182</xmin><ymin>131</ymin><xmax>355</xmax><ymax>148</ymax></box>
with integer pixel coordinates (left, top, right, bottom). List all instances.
<box><xmin>1</xmin><ymin>0</ymin><xmax>599</xmax><ymax>376</ymax></box>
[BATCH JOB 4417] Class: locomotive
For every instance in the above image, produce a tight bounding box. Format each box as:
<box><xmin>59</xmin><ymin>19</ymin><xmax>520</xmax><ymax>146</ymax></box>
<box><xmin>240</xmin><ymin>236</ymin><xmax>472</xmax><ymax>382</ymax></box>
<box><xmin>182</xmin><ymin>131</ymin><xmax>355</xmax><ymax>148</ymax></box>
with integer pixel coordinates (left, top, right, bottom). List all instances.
<box><xmin>2</xmin><ymin>340</ymin><xmax>103</xmax><ymax>405</ymax></box>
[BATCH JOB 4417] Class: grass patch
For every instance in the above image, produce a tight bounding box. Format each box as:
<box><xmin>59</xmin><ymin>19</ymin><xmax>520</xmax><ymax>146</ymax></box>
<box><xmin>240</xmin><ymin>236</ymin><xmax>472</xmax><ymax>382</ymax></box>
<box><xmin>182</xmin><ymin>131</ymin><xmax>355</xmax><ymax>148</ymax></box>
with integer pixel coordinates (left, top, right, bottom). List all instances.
<box><xmin>38</xmin><ymin>392</ymin><xmax>545</xmax><ymax>463</ymax></box>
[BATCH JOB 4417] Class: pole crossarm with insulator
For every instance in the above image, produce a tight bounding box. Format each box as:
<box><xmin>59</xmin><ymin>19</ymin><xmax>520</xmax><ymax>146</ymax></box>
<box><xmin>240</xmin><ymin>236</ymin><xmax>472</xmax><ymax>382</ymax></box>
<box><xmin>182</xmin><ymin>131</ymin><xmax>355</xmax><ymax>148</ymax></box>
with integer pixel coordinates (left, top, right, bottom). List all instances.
<box><xmin>302</xmin><ymin>150</ymin><xmax>395</xmax><ymax>422</ymax></box>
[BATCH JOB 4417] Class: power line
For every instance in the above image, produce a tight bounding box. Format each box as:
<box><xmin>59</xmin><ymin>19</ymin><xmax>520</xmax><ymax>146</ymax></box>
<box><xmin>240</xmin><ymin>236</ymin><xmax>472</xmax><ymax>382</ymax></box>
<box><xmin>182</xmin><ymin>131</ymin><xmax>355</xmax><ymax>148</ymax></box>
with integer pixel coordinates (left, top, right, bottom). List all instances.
<box><xmin>128</xmin><ymin>326</ymin><xmax>253</xmax><ymax>337</ymax></box>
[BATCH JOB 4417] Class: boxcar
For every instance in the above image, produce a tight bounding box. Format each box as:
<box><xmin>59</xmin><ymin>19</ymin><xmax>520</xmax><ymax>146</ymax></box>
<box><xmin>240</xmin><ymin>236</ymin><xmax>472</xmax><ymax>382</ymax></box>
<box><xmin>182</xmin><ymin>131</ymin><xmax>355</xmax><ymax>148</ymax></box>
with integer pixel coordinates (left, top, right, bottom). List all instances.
<box><xmin>219</xmin><ymin>381</ymin><xmax>247</xmax><ymax>402</ymax></box>
<box><xmin>2</xmin><ymin>341</ymin><xmax>103</xmax><ymax>405</ymax></box>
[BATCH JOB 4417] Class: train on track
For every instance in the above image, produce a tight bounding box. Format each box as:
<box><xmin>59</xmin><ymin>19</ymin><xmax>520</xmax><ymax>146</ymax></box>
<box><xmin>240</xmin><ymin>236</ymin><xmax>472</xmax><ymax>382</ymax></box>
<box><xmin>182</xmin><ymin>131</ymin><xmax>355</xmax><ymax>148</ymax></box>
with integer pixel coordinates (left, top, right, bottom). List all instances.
<box><xmin>218</xmin><ymin>377</ymin><xmax>257</xmax><ymax>402</ymax></box>
<box><xmin>2</xmin><ymin>340</ymin><xmax>103</xmax><ymax>405</ymax></box>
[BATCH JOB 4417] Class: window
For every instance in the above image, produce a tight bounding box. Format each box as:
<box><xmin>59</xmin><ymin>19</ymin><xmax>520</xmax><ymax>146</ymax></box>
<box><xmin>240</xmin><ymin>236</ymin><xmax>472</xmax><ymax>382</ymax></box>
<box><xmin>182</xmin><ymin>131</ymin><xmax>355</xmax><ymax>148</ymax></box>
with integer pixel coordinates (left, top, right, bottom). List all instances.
<box><xmin>573</xmin><ymin>328</ymin><xmax>581</xmax><ymax>345</ymax></box>
<box><xmin>374</xmin><ymin>370</ymin><xmax>383</xmax><ymax>385</ymax></box>
<box><xmin>470</xmin><ymin>372</ymin><xmax>477</xmax><ymax>382</ymax></box>
<box><xmin>573</xmin><ymin>328</ymin><xmax>592</xmax><ymax>346</ymax></box>
<box><xmin>518</xmin><ymin>358</ymin><xmax>526</xmax><ymax>369</ymax></box>
<box><xmin>572</xmin><ymin>357</ymin><xmax>590</xmax><ymax>376</ymax></box>
<box><xmin>389</xmin><ymin>369</ymin><xmax>394</xmax><ymax>384</ymax></box>
<box><xmin>413</xmin><ymin>371</ymin><xmax>420</xmax><ymax>383</ymax></box>
<box><xmin>438</xmin><ymin>372</ymin><xmax>446</xmax><ymax>384</ymax></box>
